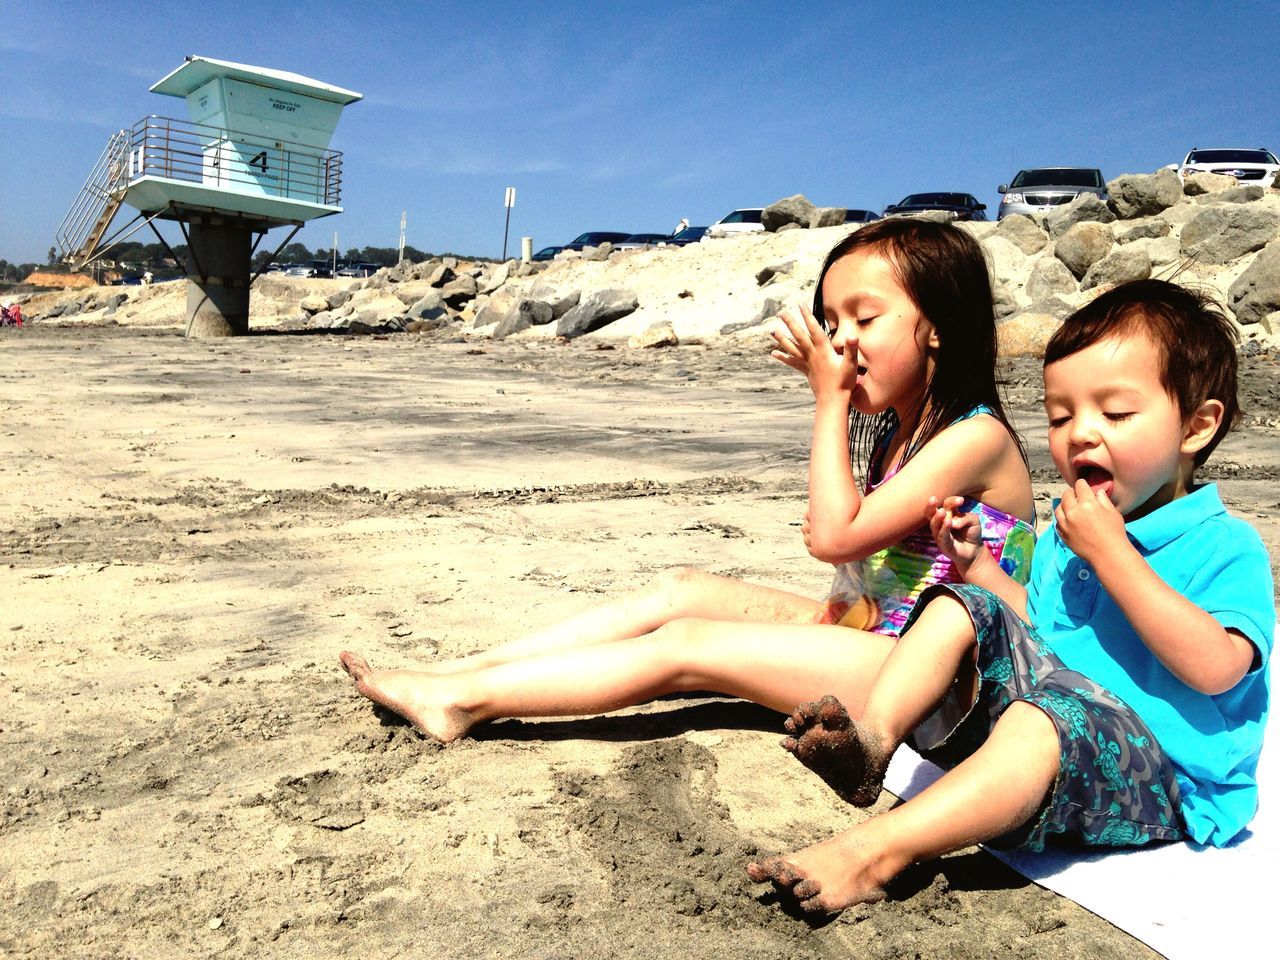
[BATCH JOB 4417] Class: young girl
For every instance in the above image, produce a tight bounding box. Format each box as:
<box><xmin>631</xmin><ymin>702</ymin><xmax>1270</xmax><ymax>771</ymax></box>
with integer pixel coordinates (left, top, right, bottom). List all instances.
<box><xmin>339</xmin><ymin>219</ymin><xmax>1035</xmax><ymax>741</ymax></box>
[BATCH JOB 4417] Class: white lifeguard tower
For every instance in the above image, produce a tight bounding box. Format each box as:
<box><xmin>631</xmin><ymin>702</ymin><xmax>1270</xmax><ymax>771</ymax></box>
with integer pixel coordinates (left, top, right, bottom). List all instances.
<box><xmin>56</xmin><ymin>56</ymin><xmax>362</xmax><ymax>336</ymax></box>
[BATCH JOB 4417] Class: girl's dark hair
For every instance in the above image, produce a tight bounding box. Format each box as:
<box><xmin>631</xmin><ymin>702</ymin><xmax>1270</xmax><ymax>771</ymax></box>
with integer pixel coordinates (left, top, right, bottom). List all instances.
<box><xmin>1044</xmin><ymin>279</ymin><xmax>1239</xmax><ymax>467</ymax></box>
<box><xmin>811</xmin><ymin>218</ymin><xmax>1023</xmax><ymax>480</ymax></box>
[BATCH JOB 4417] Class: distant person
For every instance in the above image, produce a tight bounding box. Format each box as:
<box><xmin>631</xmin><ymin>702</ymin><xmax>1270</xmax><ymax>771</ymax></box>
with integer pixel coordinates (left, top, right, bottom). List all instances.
<box><xmin>749</xmin><ymin>279</ymin><xmax>1274</xmax><ymax>913</ymax></box>
<box><xmin>674</xmin><ymin>217</ymin><xmax>689</xmax><ymax>235</ymax></box>
<box><xmin>142</xmin><ymin>271</ymin><xmax>153</xmax><ymax>286</ymax></box>
<box><xmin>339</xmin><ymin>219</ymin><xmax>1035</xmax><ymax>746</ymax></box>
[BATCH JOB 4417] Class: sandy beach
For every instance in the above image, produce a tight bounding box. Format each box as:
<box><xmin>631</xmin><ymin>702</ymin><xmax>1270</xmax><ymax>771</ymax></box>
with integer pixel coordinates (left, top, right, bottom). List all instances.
<box><xmin>3</xmin><ymin>321</ymin><xmax>1279</xmax><ymax>958</ymax></box>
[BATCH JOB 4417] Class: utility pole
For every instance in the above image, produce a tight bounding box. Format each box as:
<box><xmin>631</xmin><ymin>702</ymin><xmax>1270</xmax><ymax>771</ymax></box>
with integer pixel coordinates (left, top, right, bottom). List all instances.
<box><xmin>398</xmin><ymin>211</ymin><xmax>406</xmax><ymax>263</ymax></box>
<box><xmin>502</xmin><ymin>187</ymin><xmax>516</xmax><ymax>261</ymax></box>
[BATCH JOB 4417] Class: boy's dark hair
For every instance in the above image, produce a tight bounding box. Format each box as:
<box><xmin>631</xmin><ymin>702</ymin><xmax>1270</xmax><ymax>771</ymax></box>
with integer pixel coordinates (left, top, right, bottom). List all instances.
<box><xmin>1044</xmin><ymin>279</ymin><xmax>1240</xmax><ymax>466</ymax></box>
<box><xmin>812</xmin><ymin>218</ymin><xmax>1023</xmax><ymax>479</ymax></box>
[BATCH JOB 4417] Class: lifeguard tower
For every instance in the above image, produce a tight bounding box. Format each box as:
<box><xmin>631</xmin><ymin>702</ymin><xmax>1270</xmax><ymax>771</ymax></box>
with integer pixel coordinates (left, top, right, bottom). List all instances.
<box><xmin>56</xmin><ymin>56</ymin><xmax>362</xmax><ymax>336</ymax></box>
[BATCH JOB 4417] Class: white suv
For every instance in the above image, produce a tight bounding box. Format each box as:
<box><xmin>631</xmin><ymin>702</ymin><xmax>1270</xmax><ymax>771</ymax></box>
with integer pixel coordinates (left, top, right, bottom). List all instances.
<box><xmin>1173</xmin><ymin>148</ymin><xmax>1278</xmax><ymax>188</ymax></box>
<box><xmin>705</xmin><ymin>208</ymin><xmax>764</xmax><ymax>238</ymax></box>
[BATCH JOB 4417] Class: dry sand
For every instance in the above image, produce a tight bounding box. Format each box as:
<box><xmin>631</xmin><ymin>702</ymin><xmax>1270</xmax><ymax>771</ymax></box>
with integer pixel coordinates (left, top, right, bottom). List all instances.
<box><xmin>3</xmin><ymin>322</ymin><xmax>1279</xmax><ymax>958</ymax></box>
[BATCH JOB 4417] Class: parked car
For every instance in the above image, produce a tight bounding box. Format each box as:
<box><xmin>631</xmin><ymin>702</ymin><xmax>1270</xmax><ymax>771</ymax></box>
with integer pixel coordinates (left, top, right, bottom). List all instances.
<box><xmin>261</xmin><ymin>262</ymin><xmax>288</xmax><ymax>273</ymax></box>
<box><xmin>844</xmin><ymin>209</ymin><xmax>880</xmax><ymax>224</ymax></box>
<box><xmin>1169</xmin><ymin>147</ymin><xmax>1279</xmax><ymax>188</ymax></box>
<box><xmin>883</xmin><ymin>193</ymin><xmax>987</xmax><ymax>221</ymax></box>
<box><xmin>665</xmin><ymin>225</ymin><xmax>709</xmax><ymax>246</ymax></box>
<box><xmin>997</xmin><ymin>167</ymin><xmax>1108</xmax><ymax>220</ymax></box>
<box><xmin>286</xmin><ymin>260</ymin><xmax>334</xmax><ymax>279</ymax></box>
<box><xmin>561</xmin><ymin>231</ymin><xmax>632</xmax><ymax>252</ymax></box>
<box><xmin>532</xmin><ymin>245</ymin><xmax>564</xmax><ymax>261</ymax></box>
<box><xmin>336</xmin><ymin>261</ymin><xmax>381</xmax><ymax>278</ymax></box>
<box><xmin>615</xmin><ymin>233</ymin><xmax>672</xmax><ymax>250</ymax></box>
<box><xmin>706</xmin><ymin>208</ymin><xmax>765</xmax><ymax>238</ymax></box>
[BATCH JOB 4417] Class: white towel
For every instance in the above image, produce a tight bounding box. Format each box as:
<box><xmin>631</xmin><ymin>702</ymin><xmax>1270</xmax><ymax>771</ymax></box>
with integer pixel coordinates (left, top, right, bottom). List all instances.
<box><xmin>883</xmin><ymin>681</ymin><xmax>1277</xmax><ymax>959</ymax></box>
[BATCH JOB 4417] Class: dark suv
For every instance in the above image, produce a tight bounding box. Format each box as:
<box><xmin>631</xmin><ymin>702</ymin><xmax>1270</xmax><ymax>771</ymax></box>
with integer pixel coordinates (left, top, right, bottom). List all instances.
<box><xmin>997</xmin><ymin>168</ymin><xmax>1107</xmax><ymax>220</ymax></box>
<box><xmin>561</xmin><ymin>232</ymin><xmax>631</xmax><ymax>252</ymax></box>
<box><xmin>883</xmin><ymin>193</ymin><xmax>988</xmax><ymax>221</ymax></box>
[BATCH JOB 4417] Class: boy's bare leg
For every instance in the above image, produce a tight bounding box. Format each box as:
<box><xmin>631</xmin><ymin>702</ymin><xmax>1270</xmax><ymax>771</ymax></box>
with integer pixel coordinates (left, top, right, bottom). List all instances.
<box><xmin>783</xmin><ymin>593</ymin><xmax>978</xmax><ymax>806</ymax></box>
<box><xmin>749</xmin><ymin>701</ymin><xmax>1060</xmax><ymax>913</ymax></box>
<box><xmin>340</xmin><ymin>617</ymin><xmax>894</xmax><ymax>742</ymax></box>
<box><xmin>423</xmin><ymin>567</ymin><xmax>820</xmax><ymax>675</ymax></box>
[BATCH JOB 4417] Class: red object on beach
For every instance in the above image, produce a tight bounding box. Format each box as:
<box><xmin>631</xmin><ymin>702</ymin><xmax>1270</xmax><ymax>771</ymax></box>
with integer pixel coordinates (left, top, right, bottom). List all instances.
<box><xmin>0</xmin><ymin>304</ymin><xmax>23</xmax><ymax>327</ymax></box>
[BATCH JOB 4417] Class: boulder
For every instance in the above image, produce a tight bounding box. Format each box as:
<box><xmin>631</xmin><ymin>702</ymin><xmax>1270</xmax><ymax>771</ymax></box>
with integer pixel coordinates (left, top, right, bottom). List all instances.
<box><xmin>1180</xmin><ymin>206</ymin><xmax>1280</xmax><ymax>264</ymax></box>
<box><xmin>1116</xmin><ymin>220</ymin><xmax>1170</xmax><ymax>243</ymax></box>
<box><xmin>762</xmin><ymin>194</ymin><xmax>817</xmax><ymax>232</ymax></box>
<box><xmin>583</xmin><ymin>243</ymin><xmax>614</xmax><ymax>262</ymax></box>
<box><xmin>994</xmin><ymin>214</ymin><xmax>1048</xmax><ymax>254</ymax></box>
<box><xmin>1025</xmin><ymin>256</ymin><xmax>1078</xmax><ymax>301</ymax></box>
<box><xmin>1081</xmin><ymin>246</ymin><xmax>1152</xmax><ymax>291</ymax></box>
<box><xmin>406</xmin><ymin>315</ymin><xmax>450</xmax><ymax>334</ymax></box>
<box><xmin>479</xmin><ymin>261</ymin><xmax>513</xmax><ymax>294</ymax></box>
<box><xmin>1054</xmin><ymin>221</ymin><xmax>1113</xmax><ymax>279</ymax></box>
<box><xmin>629</xmin><ymin>321</ymin><xmax>678</xmax><ymax>348</ymax></box>
<box><xmin>1106</xmin><ymin>169</ymin><xmax>1183</xmax><ymax>219</ymax></box>
<box><xmin>326</xmin><ymin>289</ymin><xmax>353</xmax><ymax>310</ymax></box>
<box><xmin>983</xmin><ymin>236</ymin><xmax>1031</xmax><ymax>289</ymax></box>
<box><xmin>555</xmin><ymin>288</ymin><xmax>639</xmax><ymax>338</ymax></box>
<box><xmin>392</xmin><ymin>280</ymin><xmax>438</xmax><ymax>306</ymax></box>
<box><xmin>408</xmin><ymin>259</ymin><xmax>441</xmax><ymax>281</ymax></box>
<box><xmin>426</xmin><ymin>263</ymin><xmax>456</xmax><ymax>287</ymax></box>
<box><xmin>551</xmin><ymin>290</ymin><xmax>581</xmax><ymax>320</ymax></box>
<box><xmin>722</xmin><ymin>296</ymin><xmax>783</xmax><ymax>335</ymax></box>
<box><xmin>1228</xmin><ymin>239</ymin><xmax>1280</xmax><ymax>325</ymax></box>
<box><xmin>440</xmin><ymin>275</ymin><xmax>479</xmax><ymax>308</ymax></box>
<box><xmin>998</xmin><ymin>311</ymin><xmax>1061</xmax><ymax>357</ymax></box>
<box><xmin>406</xmin><ymin>289</ymin><xmax>444</xmax><ymax>318</ymax></box>
<box><xmin>1182</xmin><ymin>172</ymin><xmax>1237</xmax><ymax>196</ymax></box>
<box><xmin>809</xmin><ymin>207</ymin><xmax>847</xmax><ymax>229</ymax></box>
<box><xmin>756</xmin><ymin>261</ymin><xmax>795</xmax><ymax>286</ymax></box>
<box><xmin>992</xmin><ymin>281</ymin><xmax>1019</xmax><ymax>320</ymax></box>
<box><xmin>1045</xmin><ymin>193</ymin><xmax>1116</xmax><ymax>239</ymax></box>
<box><xmin>1127</xmin><ymin>234</ymin><xmax>1181</xmax><ymax>267</ymax></box>
<box><xmin>300</xmin><ymin>294</ymin><xmax>329</xmax><ymax>315</ymax></box>
<box><xmin>1194</xmin><ymin>185</ymin><xmax>1266</xmax><ymax>205</ymax></box>
<box><xmin>493</xmin><ymin>299</ymin><xmax>555</xmax><ymax>340</ymax></box>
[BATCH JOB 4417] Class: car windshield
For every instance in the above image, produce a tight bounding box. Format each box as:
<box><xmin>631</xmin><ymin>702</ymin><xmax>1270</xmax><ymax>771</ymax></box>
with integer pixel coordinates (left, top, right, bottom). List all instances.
<box><xmin>899</xmin><ymin>193</ymin><xmax>972</xmax><ymax>207</ymax></box>
<box><xmin>671</xmin><ymin>226</ymin><xmax>707</xmax><ymax>241</ymax></box>
<box><xmin>844</xmin><ymin>209</ymin><xmax>874</xmax><ymax>221</ymax></box>
<box><xmin>1187</xmin><ymin>149</ymin><xmax>1278</xmax><ymax>165</ymax></box>
<box><xmin>721</xmin><ymin>209</ymin><xmax>762</xmax><ymax>224</ymax></box>
<box><xmin>1010</xmin><ymin>169</ymin><xmax>1103</xmax><ymax>188</ymax></box>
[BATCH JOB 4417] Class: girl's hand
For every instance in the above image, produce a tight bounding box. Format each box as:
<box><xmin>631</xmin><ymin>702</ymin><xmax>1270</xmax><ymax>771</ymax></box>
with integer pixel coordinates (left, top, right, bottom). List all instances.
<box><xmin>769</xmin><ymin>305</ymin><xmax>858</xmax><ymax>399</ymax></box>
<box><xmin>1055</xmin><ymin>479</ymin><xmax>1128</xmax><ymax>565</ymax></box>
<box><xmin>927</xmin><ymin>495</ymin><xmax>983</xmax><ymax>571</ymax></box>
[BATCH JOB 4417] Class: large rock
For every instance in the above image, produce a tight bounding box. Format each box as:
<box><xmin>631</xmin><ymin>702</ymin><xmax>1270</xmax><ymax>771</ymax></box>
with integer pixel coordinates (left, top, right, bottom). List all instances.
<box><xmin>555</xmin><ymin>288</ymin><xmax>639</xmax><ymax>338</ymax></box>
<box><xmin>391</xmin><ymin>280</ymin><xmax>437</xmax><ymax>306</ymax></box>
<box><xmin>756</xmin><ymin>261</ymin><xmax>795</xmax><ymax>285</ymax></box>
<box><xmin>479</xmin><ymin>261</ymin><xmax>513</xmax><ymax>294</ymax></box>
<box><xmin>1127</xmin><ymin>234</ymin><xmax>1181</xmax><ymax>267</ymax></box>
<box><xmin>406</xmin><ymin>289</ymin><xmax>444</xmax><ymax>318</ymax></box>
<box><xmin>722</xmin><ymin>296</ymin><xmax>783</xmax><ymax>335</ymax></box>
<box><xmin>426</xmin><ymin>263</ymin><xmax>456</xmax><ymax>287</ymax></box>
<box><xmin>994</xmin><ymin>214</ymin><xmax>1048</xmax><ymax>254</ymax></box>
<box><xmin>492</xmin><ymin>299</ymin><xmax>554</xmax><ymax>340</ymax></box>
<box><xmin>1106</xmin><ymin>169</ymin><xmax>1183</xmax><ymax>219</ymax></box>
<box><xmin>1194</xmin><ymin>185</ymin><xmax>1266</xmax><ymax>205</ymax></box>
<box><xmin>762</xmin><ymin>194</ymin><xmax>817</xmax><ymax>232</ymax></box>
<box><xmin>1025</xmin><ymin>256</ymin><xmax>1078</xmax><ymax>301</ymax></box>
<box><xmin>583</xmin><ymin>243</ymin><xmax>614</xmax><ymax>262</ymax></box>
<box><xmin>1180</xmin><ymin>206</ymin><xmax>1280</xmax><ymax>264</ymax></box>
<box><xmin>629</xmin><ymin>321</ymin><xmax>678</xmax><ymax>348</ymax></box>
<box><xmin>1081</xmin><ymin>246</ymin><xmax>1152</xmax><ymax>291</ymax></box>
<box><xmin>998</xmin><ymin>311</ymin><xmax>1061</xmax><ymax>357</ymax></box>
<box><xmin>1116</xmin><ymin>220</ymin><xmax>1170</xmax><ymax>243</ymax></box>
<box><xmin>983</xmin><ymin>236</ymin><xmax>1031</xmax><ymax>289</ymax></box>
<box><xmin>300</xmin><ymin>294</ymin><xmax>329</xmax><ymax>315</ymax></box>
<box><xmin>1054</xmin><ymin>221</ymin><xmax>1114</xmax><ymax>279</ymax></box>
<box><xmin>1045</xmin><ymin>193</ymin><xmax>1116</xmax><ymax>239</ymax></box>
<box><xmin>1182</xmin><ymin>172</ymin><xmax>1237</xmax><ymax>196</ymax></box>
<box><xmin>809</xmin><ymin>207</ymin><xmax>847</xmax><ymax>228</ymax></box>
<box><xmin>440</xmin><ymin>275</ymin><xmax>479</xmax><ymax>308</ymax></box>
<box><xmin>1228</xmin><ymin>239</ymin><xmax>1280</xmax><ymax>325</ymax></box>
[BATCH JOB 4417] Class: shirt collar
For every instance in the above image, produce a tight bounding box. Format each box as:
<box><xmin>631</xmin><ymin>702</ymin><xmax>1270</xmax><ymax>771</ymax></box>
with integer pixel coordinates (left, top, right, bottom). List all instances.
<box><xmin>1125</xmin><ymin>483</ymin><xmax>1225</xmax><ymax>551</ymax></box>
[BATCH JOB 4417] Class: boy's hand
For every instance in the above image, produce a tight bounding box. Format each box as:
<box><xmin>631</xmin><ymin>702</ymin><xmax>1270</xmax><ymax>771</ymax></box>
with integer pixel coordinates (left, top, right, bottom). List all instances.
<box><xmin>1055</xmin><ymin>479</ymin><xmax>1129</xmax><ymax>564</ymax></box>
<box><xmin>927</xmin><ymin>495</ymin><xmax>983</xmax><ymax>572</ymax></box>
<box><xmin>769</xmin><ymin>305</ymin><xmax>858</xmax><ymax>399</ymax></box>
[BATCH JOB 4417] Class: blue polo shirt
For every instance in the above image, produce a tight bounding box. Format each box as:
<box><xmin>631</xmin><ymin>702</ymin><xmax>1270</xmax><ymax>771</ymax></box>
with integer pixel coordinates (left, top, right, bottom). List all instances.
<box><xmin>1027</xmin><ymin>484</ymin><xmax>1274</xmax><ymax>846</ymax></box>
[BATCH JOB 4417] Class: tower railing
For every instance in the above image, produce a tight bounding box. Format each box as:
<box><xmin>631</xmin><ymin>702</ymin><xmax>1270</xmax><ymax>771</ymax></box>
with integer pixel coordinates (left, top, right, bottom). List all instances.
<box><xmin>121</xmin><ymin>114</ymin><xmax>344</xmax><ymax>207</ymax></box>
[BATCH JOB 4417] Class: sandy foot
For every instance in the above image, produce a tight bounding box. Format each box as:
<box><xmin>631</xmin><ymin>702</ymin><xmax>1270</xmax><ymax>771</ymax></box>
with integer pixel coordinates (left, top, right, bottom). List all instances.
<box><xmin>747</xmin><ymin>827</ymin><xmax>902</xmax><ymax>914</ymax></box>
<box><xmin>781</xmin><ymin>694</ymin><xmax>889</xmax><ymax>806</ymax></box>
<box><xmin>339</xmin><ymin>651</ymin><xmax>474</xmax><ymax>742</ymax></box>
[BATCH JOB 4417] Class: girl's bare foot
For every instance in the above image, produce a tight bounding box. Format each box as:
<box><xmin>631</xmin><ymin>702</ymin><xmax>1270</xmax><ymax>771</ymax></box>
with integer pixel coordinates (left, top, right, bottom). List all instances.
<box><xmin>781</xmin><ymin>694</ymin><xmax>890</xmax><ymax>806</ymax></box>
<box><xmin>746</xmin><ymin>826</ymin><xmax>904</xmax><ymax>914</ymax></box>
<box><xmin>339</xmin><ymin>651</ymin><xmax>475</xmax><ymax>742</ymax></box>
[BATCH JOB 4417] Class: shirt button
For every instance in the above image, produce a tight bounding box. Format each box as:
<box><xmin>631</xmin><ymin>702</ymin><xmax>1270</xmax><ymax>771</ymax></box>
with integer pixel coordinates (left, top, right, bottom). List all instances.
<box><xmin>1077</xmin><ymin>569</ymin><xmax>1092</xmax><ymax>581</ymax></box>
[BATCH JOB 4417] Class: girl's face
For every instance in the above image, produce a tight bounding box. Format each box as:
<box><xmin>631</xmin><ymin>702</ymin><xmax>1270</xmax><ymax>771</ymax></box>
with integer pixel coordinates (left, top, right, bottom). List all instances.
<box><xmin>820</xmin><ymin>250</ymin><xmax>938</xmax><ymax>419</ymax></box>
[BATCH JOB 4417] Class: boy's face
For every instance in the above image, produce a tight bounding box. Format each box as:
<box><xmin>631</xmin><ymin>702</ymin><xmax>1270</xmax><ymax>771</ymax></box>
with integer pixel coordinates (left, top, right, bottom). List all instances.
<box><xmin>1043</xmin><ymin>333</ymin><xmax>1193</xmax><ymax>521</ymax></box>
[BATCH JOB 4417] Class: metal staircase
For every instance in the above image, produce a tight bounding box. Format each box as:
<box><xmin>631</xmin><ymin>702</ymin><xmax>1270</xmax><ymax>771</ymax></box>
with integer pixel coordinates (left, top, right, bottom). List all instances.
<box><xmin>55</xmin><ymin>130</ymin><xmax>130</xmax><ymax>269</ymax></box>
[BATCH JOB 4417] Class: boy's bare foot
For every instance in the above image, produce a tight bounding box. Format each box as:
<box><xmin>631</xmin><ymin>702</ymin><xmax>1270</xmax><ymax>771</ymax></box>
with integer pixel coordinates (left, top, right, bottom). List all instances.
<box><xmin>746</xmin><ymin>826</ymin><xmax>903</xmax><ymax>913</ymax></box>
<box><xmin>781</xmin><ymin>694</ymin><xmax>890</xmax><ymax>806</ymax></box>
<box><xmin>339</xmin><ymin>651</ymin><xmax>474</xmax><ymax>743</ymax></box>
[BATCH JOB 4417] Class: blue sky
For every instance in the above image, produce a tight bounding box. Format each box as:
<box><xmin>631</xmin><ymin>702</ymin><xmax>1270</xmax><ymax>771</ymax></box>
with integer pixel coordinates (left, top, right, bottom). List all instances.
<box><xmin>2</xmin><ymin>0</ymin><xmax>1275</xmax><ymax>264</ymax></box>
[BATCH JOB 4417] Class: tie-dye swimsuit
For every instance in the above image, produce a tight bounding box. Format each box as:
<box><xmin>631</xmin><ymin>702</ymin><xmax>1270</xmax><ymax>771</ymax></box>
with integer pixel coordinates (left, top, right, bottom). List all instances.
<box><xmin>814</xmin><ymin>408</ymin><xmax>1036</xmax><ymax>636</ymax></box>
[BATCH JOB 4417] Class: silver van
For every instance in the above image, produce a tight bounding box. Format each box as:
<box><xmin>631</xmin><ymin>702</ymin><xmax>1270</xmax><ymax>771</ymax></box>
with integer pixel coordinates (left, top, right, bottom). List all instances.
<box><xmin>997</xmin><ymin>168</ymin><xmax>1107</xmax><ymax>220</ymax></box>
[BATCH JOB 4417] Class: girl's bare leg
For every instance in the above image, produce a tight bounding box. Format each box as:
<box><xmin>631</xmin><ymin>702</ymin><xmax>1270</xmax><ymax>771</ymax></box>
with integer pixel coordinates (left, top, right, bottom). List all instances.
<box><xmin>425</xmin><ymin>567</ymin><xmax>821</xmax><ymax>674</ymax></box>
<box><xmin>339</xmin><ymin>616</ymin><xmax>894</xmax><ymax>742</ymax></box>
<box><xmin>748</xmin><ymin>701</ymin><xmax>1060</xmax><ymax>913</ymax></box>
